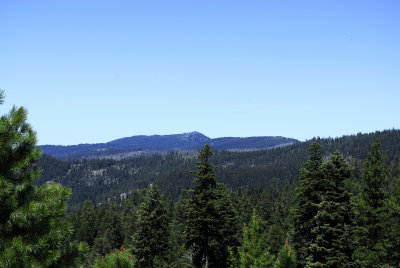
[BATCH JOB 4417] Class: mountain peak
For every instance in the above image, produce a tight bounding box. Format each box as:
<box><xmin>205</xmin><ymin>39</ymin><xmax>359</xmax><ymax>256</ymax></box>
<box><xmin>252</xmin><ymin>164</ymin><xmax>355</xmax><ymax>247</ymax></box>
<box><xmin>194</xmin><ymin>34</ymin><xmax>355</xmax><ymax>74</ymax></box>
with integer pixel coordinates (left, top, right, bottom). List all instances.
<box><xmin>180</xmin><ymin>131</ymin><xmax>210</xmax><ymax>141</ymax></box>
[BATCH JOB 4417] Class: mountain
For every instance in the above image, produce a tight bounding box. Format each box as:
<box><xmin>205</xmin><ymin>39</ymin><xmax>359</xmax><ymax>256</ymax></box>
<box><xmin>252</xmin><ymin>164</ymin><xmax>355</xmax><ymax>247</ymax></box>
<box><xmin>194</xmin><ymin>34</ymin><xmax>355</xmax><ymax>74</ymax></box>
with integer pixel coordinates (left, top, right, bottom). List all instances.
<box><xmin>39</xmin><ymin>132</ymin><xmax>298</xmax><ymax>159</ymax></box>
<box><xmin>36</xmin><ymin>129</ymin><xmax>400</xmax><ymax>207</ymax></box>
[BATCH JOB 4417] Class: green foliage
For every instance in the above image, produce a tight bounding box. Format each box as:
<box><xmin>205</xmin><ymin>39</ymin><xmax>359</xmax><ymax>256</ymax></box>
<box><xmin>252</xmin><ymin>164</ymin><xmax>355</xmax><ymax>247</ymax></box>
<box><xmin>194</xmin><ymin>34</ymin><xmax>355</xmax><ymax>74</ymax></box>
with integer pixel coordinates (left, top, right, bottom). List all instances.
<box><xmin>266</xmin><ymin>185</ymin><xmax>295</xmax><ymax>257</ymax></box>
<box><xmin>132</xmin><ymin>184</ymin><xmax>170</xmax><ymax>268</ymax></box>
<box><xmin>93</xmin><ymin>202</ymin><xmax>123</xmax><ymax>257</ymax></box>
<box><xmin>385</xmin><ymin>176</ymin><xmax>400</xmax><ymax>265</ymax></box>
<box><xmin>71</xmin><ymin>200</ymin><xmax>98</xmax><ymax>246</ymax></box>
<box><xmin>292</xmin><ymin>143</ymin><xmax>323</xmax><ymax>266</ymax></box>
<box><xmin>233</xmin><ymin>211</ymin><xmax>274</xmax><ymax>268</ymax></box>
<box><xmin>161</xmin><ymin>201</ymin><xmax>192</xmax><ymax>268</ymax></box>
<box><xmin>120</xmin><ymin>199</ymin><xmax>137</xmax><ymax>246</ymax></box>
<box><xmin>93</xmin><ymin>247</ymin><xmax>136</xmax><ymax>268</ymax></box>
<box><xmin>293</xmin><ymin>146</ymin><xmax>357</xmax><ymax>267</ymax></box>
<box><xmin>274</xmin><ymin>239</ymin><xmax>296</xmax><ymax>268</ymax></box>
<box><xmin>307</xmin><ymin>151</ymin><xmax>355</xmax><ymax>267</ymax></box>
<box><xmin>36</xmin><ymin>129</ymin><xmax>400</xmax><ymax>208</ymax></box>
<box><xmin>184</xmin><ymin>145</ymin><xmax>239</xmax><ymax>268</ymax></box>
<box><xmin>0</xmin><ymin>92</ymin><xmax>84</xmax><ymax>267</ymax></box>
<box><xmin>353</xmin><ymin>141</ymin><xmax>389</xmax><ymax>267</ymax></box>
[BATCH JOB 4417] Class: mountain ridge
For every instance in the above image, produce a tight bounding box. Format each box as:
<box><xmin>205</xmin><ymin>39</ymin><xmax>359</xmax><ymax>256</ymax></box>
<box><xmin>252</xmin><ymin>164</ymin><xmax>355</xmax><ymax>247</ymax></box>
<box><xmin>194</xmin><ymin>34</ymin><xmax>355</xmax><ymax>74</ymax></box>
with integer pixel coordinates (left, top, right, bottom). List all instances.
<box><xmin>39</xmin><ymin>131</ymin><xmax>298</xmax><ymax>159</ymax></box>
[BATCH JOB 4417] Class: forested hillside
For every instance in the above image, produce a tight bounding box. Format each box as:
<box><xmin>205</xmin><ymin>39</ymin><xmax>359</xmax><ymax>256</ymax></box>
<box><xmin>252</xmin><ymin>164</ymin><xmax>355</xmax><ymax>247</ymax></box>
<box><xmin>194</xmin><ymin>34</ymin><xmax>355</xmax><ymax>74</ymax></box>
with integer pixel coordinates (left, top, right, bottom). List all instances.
<box><xmin>4</xmin><ymin>96</ymin><xmax>400</xmax><ymax>266</ymax></box>
<box><xmin>36</xmin><ymin>129</ymin><xmax>400</xmax><ymax>207</ymax></box>
<box><xmin>3</xmin><ymin>86</ymin><xmax>400</xmax><ymax>268</ymax></box>
<box><xmin>63</xmin><ymin>137</ymin><xmax>400</xmax><ymax>267</ymax></box>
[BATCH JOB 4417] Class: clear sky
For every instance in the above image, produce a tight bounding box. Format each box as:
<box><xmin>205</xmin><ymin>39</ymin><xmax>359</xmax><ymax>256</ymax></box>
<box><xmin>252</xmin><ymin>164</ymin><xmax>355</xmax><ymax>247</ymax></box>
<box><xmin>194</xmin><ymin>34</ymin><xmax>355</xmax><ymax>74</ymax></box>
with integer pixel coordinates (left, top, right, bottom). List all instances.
<box><xmin>1</xmin><ymin>0</ymin><xmax>399</xmax><ymax>145</ymax></box>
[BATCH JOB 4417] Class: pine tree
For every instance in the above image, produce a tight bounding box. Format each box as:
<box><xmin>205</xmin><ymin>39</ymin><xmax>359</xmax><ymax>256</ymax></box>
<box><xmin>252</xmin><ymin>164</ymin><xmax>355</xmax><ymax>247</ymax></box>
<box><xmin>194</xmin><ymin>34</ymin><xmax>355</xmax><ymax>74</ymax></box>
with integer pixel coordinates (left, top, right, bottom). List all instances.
<box><xmin>307</xmin><ymin>151</ymin><xmax>355</xmax><ymax>267</ymax></box>
<box><xmin>93</xmin><ymin>246</ymin><xmax>136</xmax><ymax>268</ymax></box>
<box><xmin>0</xmin><ymin>91</ymin><xmax>85</xmax><ymax>266</ymax></box>
<box><xmin>292</xmin><ymin>143</ymin><xmax>323</xmax><ymax>267</ymax></box>
<box><xmin>235</xmin><ymin>211</ymin><xmax>274</xmax><ymax>268</ymax></box>
<box><xmin>353</xmin><ymin>141</ymin><xmax>388</xmax><ymax>267</ymax></box>
<box><xmin>184</xmin><ymin>144</ymin><xmax>239</xmax><ymax>268</ymax></box>
<box><xmin>274</xmin><ymin>239</ymin><xmax>296</xmax><ymax>268</ymax></box>
<box><xmin>132</xmin><ymin>184</ymin><xmax>170</xmax><ymax>268</ymax></box>
<box><xmin>385</xmin><ymin>176</ymin><xmax>400</xmax><ymax>265</ymax></box>
<box><xmin>266</xmin><ymin>188</ymin><xmax>294</xmax><ymax>257</ymax></box>
<box><xmin>93</xmin><ymin>202</ymin><xmax>123</xmax><ymax>257</ymax></box>
<box><xmin>120</xmin><ymin>199</ymin><xmax>137</xmax><ymax>246</ymax></box>
<box><xmin>72</xmin><ymin>200</ymin><xmax>98</xmax><ymax>246</ymax></box>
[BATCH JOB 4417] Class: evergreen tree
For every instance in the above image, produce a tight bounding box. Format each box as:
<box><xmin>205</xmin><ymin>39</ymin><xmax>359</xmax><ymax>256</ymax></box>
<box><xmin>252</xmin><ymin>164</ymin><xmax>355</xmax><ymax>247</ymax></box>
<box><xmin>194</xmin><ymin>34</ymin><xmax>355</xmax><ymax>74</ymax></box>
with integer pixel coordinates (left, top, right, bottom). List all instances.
<box><xmin>120</xmin><ymin>199</ymin><xmax>137</xmax><ymax>246</ymax></box>
<box><xmin>234</xmin><ymin>211</ymin><xmax>274</xmax><ymax>268</ymax></box>
<box><xmin>93</xmin><ymin>246</ymin><xmax>136</xmax><ymax>268</ymax></box>
<box><xmin>132</xmin><ymin>184</ymin><xmax>170</xmax><ymax>268</ymax></box>
<box><xmin>163</xmin><ymin>201</ymin><xmax>192</xmax><ymax>268</ymax></box>
<box><xmin>307</xmin><ymin>151</ymin><xmax>355</xmax><ymax>267</ymax></box>
<box><xmin>385</xmin><ymin>176</ymin><xmax>400</xmax><ymax>266</ymax></box>
<box><xmin>274</xmin><ymin>239</ymin><xmax>296</xmax><ymax>268</ymax></box>
<box><xmin>292</xmin><ymin>143</ymin><xmax>323</xmax><ymax>267</ymax></box>
<box><xmin>73</xmin><ymin>200</ymin><xmax>98</xmax><ymax>246</ymax></box>
<box><xmin>184</xmin><ymin>144</ymin><xmax>239</xmax><ymax>268</ymax></box>
<box><xmin>0</xmin><ymin>91</ymin><xmax>84</xmax><ymax>266</ymax></box>
<box><xmin>353</xmin><ymin>141</ymin><xmax>388</xmax><ymax>267</ymax></box>
<box><xmin>266</xmin><ymin>188</ymin><xmax>294</xmax><ymax>257</ymax></box>
<box><xmin>93</xmin><ymin>202</ymin><xmax>123</xmax><ymax>257</ymax></box>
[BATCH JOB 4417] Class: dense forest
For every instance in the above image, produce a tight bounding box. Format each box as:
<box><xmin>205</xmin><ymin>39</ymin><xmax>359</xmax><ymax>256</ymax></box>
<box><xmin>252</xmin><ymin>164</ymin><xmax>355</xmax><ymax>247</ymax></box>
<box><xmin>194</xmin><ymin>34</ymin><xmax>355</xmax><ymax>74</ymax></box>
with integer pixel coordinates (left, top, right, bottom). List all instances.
<box><xmin>36</xmin><ymin>129</ymin><xmax>400</xmax><ymax>208</ymax></box>
<box><xmin>1</xmin><ymin>91</ymin><xmax>400</xmax><ymax>267</ymax></box>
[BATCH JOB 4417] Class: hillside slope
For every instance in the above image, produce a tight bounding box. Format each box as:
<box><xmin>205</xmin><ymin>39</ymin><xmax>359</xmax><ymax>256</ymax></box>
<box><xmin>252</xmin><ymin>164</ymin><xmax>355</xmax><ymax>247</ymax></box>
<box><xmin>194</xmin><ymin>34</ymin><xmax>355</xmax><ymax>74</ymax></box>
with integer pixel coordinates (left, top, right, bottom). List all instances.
<box><xmin>36</xmin><ymin>129</ymin><xmax>400</xmax><ymax>207</ymax></box>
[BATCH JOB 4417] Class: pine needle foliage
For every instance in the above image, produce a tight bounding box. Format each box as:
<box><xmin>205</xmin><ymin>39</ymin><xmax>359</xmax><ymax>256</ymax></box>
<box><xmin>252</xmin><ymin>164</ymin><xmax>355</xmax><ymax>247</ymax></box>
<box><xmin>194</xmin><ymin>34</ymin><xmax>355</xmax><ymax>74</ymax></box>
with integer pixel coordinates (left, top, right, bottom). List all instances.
<box><xmin>0</xmin><ymin>91</ymin><xmax>85</xmax><ymax>267</ymax></box>
<box><xmin>93</xmin><ymin>246</ymin><xmax>136</xmax><ymax>268</ymax></box>
<box><xmin>184</xmin><ymin>144</ymin><xmax>239</xmax><ymax>268</ymax></box>
<box><xmin>235</xmin><ymin>210</ymin><xmax>274</xmax><ymax>268</ymax></box>
<box><xmin>307</xmin><ymin>151</ymin><xmax>355</xmax><ymax>267</ymax></box>
<box><xmin>292</xmin><ymin>143</ymin><xmax>323</xmax><ymax>267</ymax></box>
<box><xmin>132</xmin><ymin>184</ymin><xmax>170</xmax><ymax>268</ymax></box>
<box><xmin>353</xmin><ymin>141</ymin><xmax>389</xmax><ymax>267</ymax></box>
<box><xmin>274</xmin><ymin>239</ymin><xmax>296</xmax><ymax>268</ymax></box>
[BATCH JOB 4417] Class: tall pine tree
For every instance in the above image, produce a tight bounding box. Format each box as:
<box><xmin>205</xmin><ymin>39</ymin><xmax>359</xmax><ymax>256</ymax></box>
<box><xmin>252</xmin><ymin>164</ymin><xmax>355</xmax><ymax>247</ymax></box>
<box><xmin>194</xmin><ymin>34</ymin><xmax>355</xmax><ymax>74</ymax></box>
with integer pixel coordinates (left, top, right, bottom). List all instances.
<box><xmin>353</xmin><ymin>141</ymin><xmax>388</xmax><ymax>267</ymax></box>
<box><xmin>385</xmin><ymin>176</ymin><xmax>400</xmax><ymax>266</ymax></box>
<box><xmin>93</xmin><ymin>202</ymin><xmax>123</xmax><ymax>257</ymax></box>
<box><xmin>0</xmin><ymin>91</ymin><xmax>85</xmax><ymax>267</ymax></box>
<box><xmin>292</xmin><ymin>143</ymin><xmax>323</xmax><ymax>267</ymax></box>
<box><xmin>184</xmin><ymin>144</ymin><xmax>239</xmax><ymax>268</ymax></box>
<box><xmin>132</xmin><ymin>184</ymin><xmax>170</xmax><ymax>268</ymax></box>
<box><xmin>307</xmin><ymin>151</ymin><xmax>355</xmax><ymax>267</ymax></box>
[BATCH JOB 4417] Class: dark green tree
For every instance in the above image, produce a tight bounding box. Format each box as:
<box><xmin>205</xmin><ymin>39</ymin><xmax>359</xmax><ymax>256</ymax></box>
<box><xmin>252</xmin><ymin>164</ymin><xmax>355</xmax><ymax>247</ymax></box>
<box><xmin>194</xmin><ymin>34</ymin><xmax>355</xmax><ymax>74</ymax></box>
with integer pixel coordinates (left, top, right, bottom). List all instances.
<box><xmin>184</xmin><ymin>144</ymin><xmax>239</xmax><ymax>268</ymax></box>
<box><xmin>266</xmin><ymin>187</ymin><xmax>294</xmax><ymax>257</ymax></box>
<box><xmin>292</xmin><ymin>143</ymin><xmax>323</xmax><ymax>267</ymax></box>
<box><xmin>120</xmin><ymin>199</ymin><xmax>137</xmax><ymax>246</ymax></box>
<box><xmin>0</xmin><ymin>91</ymin><xmax>85</xmax><ymax>267</ymax></box>
<box><xmin>131</xmin><ymin>184</ymin><xmax>170</xmax><ymax>268</ymax></box>
<box><xmin>72</xmin><ymin>200</ymin><xmax>98</xmax><ymax>246</ymax></box>
<box><xmin>385</xmin><ymin>176</ymin><xmax>400</xmax><ymax>266</ymax></box>
<box><xmin>307</xmin><ymin>151</ymin><xmax>355</xmax><ymax>267</ymax></box>
<box><xmin>93</xmin><ymin>202</ymin><xmax>123</xmax><ymax>257</ymax></box>
<box><xmin>353</xmin><ymin>141</ymin><xmax>388</xmax><ymax>267</ymax></box>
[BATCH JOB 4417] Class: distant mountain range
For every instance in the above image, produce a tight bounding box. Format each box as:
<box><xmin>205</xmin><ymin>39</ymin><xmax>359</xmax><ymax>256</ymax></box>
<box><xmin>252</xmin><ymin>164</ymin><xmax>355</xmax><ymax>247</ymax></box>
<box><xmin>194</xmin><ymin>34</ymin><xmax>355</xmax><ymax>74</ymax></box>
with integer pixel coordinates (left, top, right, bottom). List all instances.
<box><xmin>39</xmin><ymin>132</ymin><xmax>298</xmax><ymax>159</ymax></box>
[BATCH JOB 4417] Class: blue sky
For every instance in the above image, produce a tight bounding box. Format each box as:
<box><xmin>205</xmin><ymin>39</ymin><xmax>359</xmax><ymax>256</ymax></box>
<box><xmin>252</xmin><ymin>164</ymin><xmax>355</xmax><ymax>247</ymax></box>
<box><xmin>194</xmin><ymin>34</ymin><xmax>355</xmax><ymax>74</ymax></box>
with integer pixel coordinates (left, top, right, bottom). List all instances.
<box><xmin>1</xmin><ymin>0</ymin><xmax>399</xmax><ymax>145</ymax></box>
